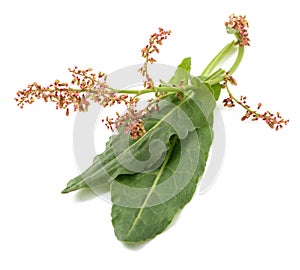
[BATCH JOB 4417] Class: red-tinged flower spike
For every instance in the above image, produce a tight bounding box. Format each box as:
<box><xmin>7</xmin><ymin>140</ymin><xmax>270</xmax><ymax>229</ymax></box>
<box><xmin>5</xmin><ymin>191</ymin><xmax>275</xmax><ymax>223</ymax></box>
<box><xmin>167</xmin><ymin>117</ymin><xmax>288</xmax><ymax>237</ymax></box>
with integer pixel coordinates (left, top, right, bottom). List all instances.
<box><xmin>223</xmin><ymin>87</ymin><xmax>289</xmax><ymax>130</ymax></box>
<box><xmin>15</xmin><ymin>67</ymin><xmax>105</xmax><ymax>115</ymax></box>
<box><xmin>140</xmin><ymin>27</ymin><xmax>171</xmax><ymax>64</ymax></box>
<box><xmin>15</xmin><ymin>65</ymin><xmax>164</xmax><ymax>139</ymax></box>
<box><xmin>138</xmin><ymin>27</ymin><xmax>171</xmax><ymax>88</ymax></box>
<box><xmin>225</xmin><ymin>14</ymin><xmax>250</xmax><ymax>47</ymax></box>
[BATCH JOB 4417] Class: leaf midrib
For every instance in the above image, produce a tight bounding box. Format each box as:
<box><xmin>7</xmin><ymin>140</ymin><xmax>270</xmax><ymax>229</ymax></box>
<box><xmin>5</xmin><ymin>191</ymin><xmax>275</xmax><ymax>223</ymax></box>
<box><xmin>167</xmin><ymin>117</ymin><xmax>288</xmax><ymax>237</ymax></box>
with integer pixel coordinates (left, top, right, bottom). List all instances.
<box><xmin>125</xmin><ymin>136</ymin><xmax>178</xmax><ymax>238</ymax></box>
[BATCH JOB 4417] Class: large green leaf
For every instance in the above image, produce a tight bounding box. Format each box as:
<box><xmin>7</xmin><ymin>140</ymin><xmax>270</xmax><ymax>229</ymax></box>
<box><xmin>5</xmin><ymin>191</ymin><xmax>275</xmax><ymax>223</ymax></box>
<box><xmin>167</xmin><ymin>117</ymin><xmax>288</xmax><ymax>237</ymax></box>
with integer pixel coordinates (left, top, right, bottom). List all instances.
<box><xmin>61</xmin><ymin>84</ymin><xmax>215</xmax><ymax>194</ymax></box>
<box><xmin>111</xmin><ymin>110</ymin><xmax>213</xmax><ymax>242</ymax></box>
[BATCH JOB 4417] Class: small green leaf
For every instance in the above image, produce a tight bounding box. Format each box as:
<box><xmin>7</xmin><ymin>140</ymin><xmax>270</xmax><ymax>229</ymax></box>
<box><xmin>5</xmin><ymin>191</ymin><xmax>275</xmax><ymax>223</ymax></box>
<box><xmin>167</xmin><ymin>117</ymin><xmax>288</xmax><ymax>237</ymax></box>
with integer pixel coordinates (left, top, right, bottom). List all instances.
<box><xmin>178</xmin><ymin>57</ymin><xmax>191</xmax><ymax>71</ymax></box>
<box><xmin>168</xmin><ymin>57</ymin><xmax>191</xmax><ymax>85</ymax></box>
<box><xmin>211</xmin><ymin>83</ymin><xmax>222</xmax><ymax>101</ymax></box>
<box><xmin>190</xmin><ymin>77</ymin><xmax>215</xmax><ymax>127</ymax></box>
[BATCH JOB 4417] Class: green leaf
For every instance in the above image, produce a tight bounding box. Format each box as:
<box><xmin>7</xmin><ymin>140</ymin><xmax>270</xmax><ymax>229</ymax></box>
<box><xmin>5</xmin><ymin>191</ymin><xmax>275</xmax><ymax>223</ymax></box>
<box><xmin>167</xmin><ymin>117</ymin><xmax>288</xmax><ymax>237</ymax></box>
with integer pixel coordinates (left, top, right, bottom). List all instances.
<box><xmin>178</xmin><ymin>57</ymin><xmax>191</xmax><ymax>71</ymax></box>
<box><xmin>111</xmin><ymin>110</ymin><xmax>213</xmax><ymax>242</ymax></box>
<box><xmin>190</xmin><ymin>77</ymin><xmax>215</xmax><ymax>127</ymax></box>
<box><xmin>61</xmin><ymin>84</ymin><xmax>215</xmax><ymax>194</ymax></box>
<box><xmin>210</xmin><ymin>83</ymin><xmax>222</xmax><ymax>101</ymax></box>
<box><xmin>168</xmin><ymin>57</ymin><xmax>191</xmax><ymax>85</ymax></box>
<box><xmin>61</xmin><ymin>113</ymin><xmax>174</xmax><ymax>194</ymax></box>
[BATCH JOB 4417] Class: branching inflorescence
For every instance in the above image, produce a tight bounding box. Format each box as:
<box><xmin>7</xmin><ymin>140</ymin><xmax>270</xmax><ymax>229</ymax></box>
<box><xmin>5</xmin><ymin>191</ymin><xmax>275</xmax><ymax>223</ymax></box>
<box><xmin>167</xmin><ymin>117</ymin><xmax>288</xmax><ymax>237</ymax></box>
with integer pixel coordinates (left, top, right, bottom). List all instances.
<box><xmin>15</xmin><ymin>15</ymin><xmax>288</xmax><ymax>138</ymax></box>
<box><xmin>222</xmin><ymin>15</ymin><xmax>289</xmax><ymax>130</ymax></box>
<box><xmin>15</xmin><ymin>67</ymin><xmax>103</xmax><ymax>115</ymax></box>
<box><xmin>138</xmin><ymin>27</ymin><xmax>171</xmax><ymax>89</ymax></box>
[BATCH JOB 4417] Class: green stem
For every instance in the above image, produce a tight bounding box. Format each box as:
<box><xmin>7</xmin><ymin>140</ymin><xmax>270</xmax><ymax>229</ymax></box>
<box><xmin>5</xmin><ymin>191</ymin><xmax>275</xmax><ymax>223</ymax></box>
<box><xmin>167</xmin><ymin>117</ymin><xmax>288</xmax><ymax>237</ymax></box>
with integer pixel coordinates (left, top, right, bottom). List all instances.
<box><xmin>205</xmin><ymin>68</ymin><xmax>225</xmax><ymax>81</ymax></box>
<box><xmin>226</xmin><ymin>85</ymin><xmax>259</xmax><ymax>117</ymax></box>
<box><xmin>201</xmin><ymin>41</ymin><xmax>235</xmax><ymax>76</ymax></box>
<box><xmin>39</xmin><ymin>85</ymin><xmax>180</xmax><ymax>96</ymax></box>
<box><xmin>116</xmin><ymin>86</ymin><xmax>181</xmax><ymax>95</ymax></box>
<box><xmin>205</xmin><ymin>76</ymin><xmax>225</xmax><ymax>86</ymax></box>
<box><xmin>205</xmin><ymin>44</ymin><xmax>245</xmax><ymax>86</ymax></box>
<box><xmin>228</xmin><ymin>45</ymin><xmax>244</xmax><ymax>76</ymax></box>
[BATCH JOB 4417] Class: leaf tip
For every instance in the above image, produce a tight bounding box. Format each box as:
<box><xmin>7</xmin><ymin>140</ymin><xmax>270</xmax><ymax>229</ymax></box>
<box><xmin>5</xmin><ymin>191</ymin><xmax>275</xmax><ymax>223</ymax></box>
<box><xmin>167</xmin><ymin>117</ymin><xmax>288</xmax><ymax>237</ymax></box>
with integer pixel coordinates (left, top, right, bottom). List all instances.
<box><xmin>61</xmin><ymin>187</ymin><xmax>70</xmax><ymax>194</ymax></box>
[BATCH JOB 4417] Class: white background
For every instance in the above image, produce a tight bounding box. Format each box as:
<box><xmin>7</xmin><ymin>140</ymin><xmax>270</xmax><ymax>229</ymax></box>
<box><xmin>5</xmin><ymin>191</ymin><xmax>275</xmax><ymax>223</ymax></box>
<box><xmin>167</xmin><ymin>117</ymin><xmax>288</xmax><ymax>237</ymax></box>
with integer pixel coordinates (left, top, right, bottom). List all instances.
<box><xmin>1</xmin><ymin>0</ymin><xmax>300</xmax><ymax>269</ymax></box>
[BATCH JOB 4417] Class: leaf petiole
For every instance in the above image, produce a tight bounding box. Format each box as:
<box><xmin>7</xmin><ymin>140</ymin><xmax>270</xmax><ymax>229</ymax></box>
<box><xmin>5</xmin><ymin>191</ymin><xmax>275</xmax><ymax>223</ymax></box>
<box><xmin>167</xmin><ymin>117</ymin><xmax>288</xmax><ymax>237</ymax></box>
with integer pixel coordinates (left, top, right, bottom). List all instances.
<box><xmin>205</xmin><ymin>68</ymin><xmax>226</xmax><ymax>81</ymax></box>
<box><xmin>228</xmin><ymin>45</ymin><xmax>244</xmax><ymax>76</ymax></box>
<box><xmin>201</xmin><ymin>41</ymin><xmax>235</xmax><ymax>77</ymax></box>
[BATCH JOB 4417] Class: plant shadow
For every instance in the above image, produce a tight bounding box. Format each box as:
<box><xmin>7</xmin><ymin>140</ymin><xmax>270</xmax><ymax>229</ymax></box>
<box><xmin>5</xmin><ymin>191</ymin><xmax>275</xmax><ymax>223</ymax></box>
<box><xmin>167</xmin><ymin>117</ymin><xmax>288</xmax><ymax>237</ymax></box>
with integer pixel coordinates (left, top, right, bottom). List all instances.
<box><xmin>74</xmin><ymin>182</ymin><xmax>111</xmax><ymax>203</ymax></box>
<box><xmin>122</xmin><ymin>240</ymin><xmax>149</xmax><ymax>250</ymax></box>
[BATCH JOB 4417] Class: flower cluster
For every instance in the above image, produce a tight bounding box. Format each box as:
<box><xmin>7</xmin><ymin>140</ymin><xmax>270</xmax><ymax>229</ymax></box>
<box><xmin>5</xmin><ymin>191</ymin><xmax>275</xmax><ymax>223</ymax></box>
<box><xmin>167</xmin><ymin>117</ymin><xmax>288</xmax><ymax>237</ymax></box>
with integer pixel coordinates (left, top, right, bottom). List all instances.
<box><xmin>221</xmin><ymin>73</ymin><xmax>238</xmax><ymax>107</ymax></box>
<box><xmin>15</xmin><ymin>67</ymin><xmax>105</xmax><ymax>115</ymax></box>
<box><xmin>225</xmin><ymin>14</ymin><xmax>250</xmax><ymax>47</ymax></box>
<box><xmin>223</xmin><ymin>93</ymin><xmax>289</xmax><ymax>130</ymax></box>
<box><xmin>138</xmin><ymin>27</ymin><xmax>171</xmax><ymax>88</ymax></box>
<box><xmin>15</xmin><ymin>64</ymin><xmax>162</xmax><ymax>139</ymax></box>
<box><xmin>140</xmin><ymin>27</ymin><xmax>171</xmax><ymax>64</ymax></box>
<box><xmin>222</xmin><ymin>96</ymin><xmax>235</xmax><ymax>108</ymax></box>
<box><xmin>103</xmin><ymin>97</ymin><xmax>160</xmax><ymax>139</ymax></box>
<box><xmin>87</xmin><ymin>76</ymin><xmax>125</xmax><ymax>107</ymax></box>
<box><xmin>238</xmin><ymin>96</ymin><xmax>289</xmax><ymax>130</ymax></box>
<box><xmin>222</xmin><ymin>72</ymin><xmax>237</xmax><ymax>88</ymax></box>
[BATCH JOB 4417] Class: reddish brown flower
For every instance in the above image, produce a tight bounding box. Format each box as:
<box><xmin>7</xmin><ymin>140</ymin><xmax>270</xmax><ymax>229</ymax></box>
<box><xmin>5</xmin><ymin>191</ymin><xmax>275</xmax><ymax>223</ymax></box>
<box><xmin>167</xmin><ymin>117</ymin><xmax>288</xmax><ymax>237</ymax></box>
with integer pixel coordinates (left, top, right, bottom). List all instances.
<box><xmin>225</xmin><ymin>14</ymin><xmax>250</xmax><ymax>47</ymax></box>
<box><xmin>15</xmin><ymin>67</ymin><xmax>105</xmax><ymax>114</ymax></box>
<box><xmin>223</xmin><ymin>92</ymin><xmax>289</xmax><ymax>130</ymax></box>
<box><xmin>102</xmin><ymin>97</ymin><xmax>161</xmax><ymax>139</ymax></box>
<box><xmin>138</xmin><ymin>27</ymin><xmax>171</xmax><ymax>88</ymax></box>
